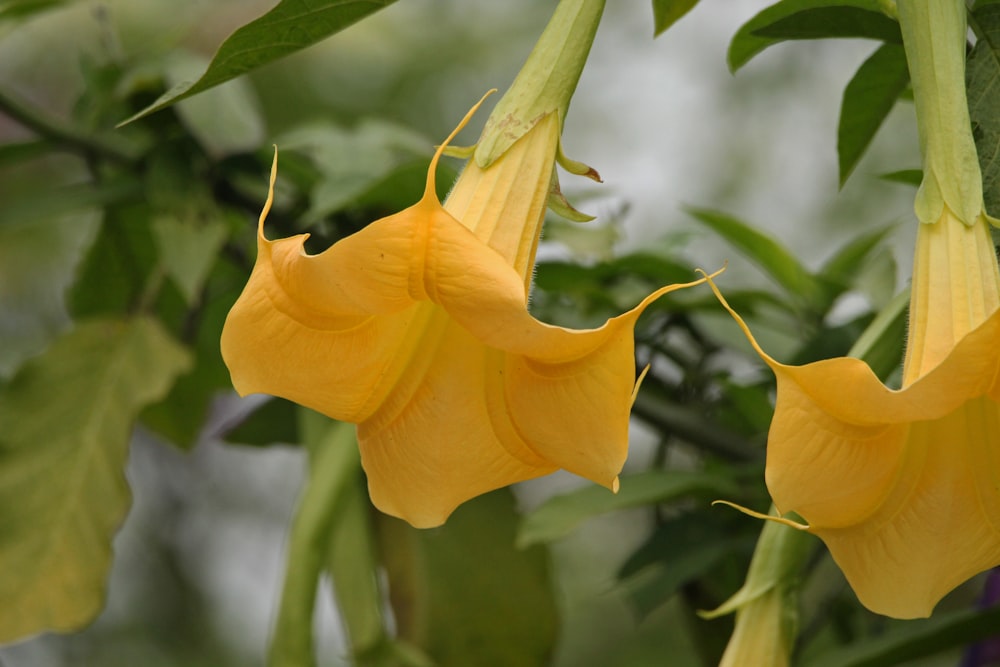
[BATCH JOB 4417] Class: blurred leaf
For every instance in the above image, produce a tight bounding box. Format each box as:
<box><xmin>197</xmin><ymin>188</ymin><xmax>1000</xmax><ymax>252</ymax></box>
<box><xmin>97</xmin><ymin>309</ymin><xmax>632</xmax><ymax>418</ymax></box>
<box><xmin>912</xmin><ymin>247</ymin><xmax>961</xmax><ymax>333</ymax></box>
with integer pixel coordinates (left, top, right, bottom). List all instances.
<box><xmin>0</xmin><ymin>140</ymin><xmax>57</xmax><ymax>168</ymax></box>
<box><xmin>518</xmin><ymin>470</ymin><xmax>739</xmax><ymax>547</ymax></box>
<box><xmin>878</xmin><ymin>168</ymin><xmax>922</xmax><ymax>186</ymax></box>
<box><xmin>0</xmin><ymin>318</ymin><xmax>190</xmax><ymax>642</ymax></box>
<box><xmin>379</xmin><ymin>490</ymin><xmax>558</xmax><ymax>667</ymax></box>
<box><xmin>818</xmin><ymin>225</ymin><xmax>893</xmax><ymax>290</ymax></box>
<box><xmin>141</xmin><ymin>229</ymin><xmax>249</xmax><ymax>448</ymax></box>
<box><xmin>542</xmin><ymin>217</ymin><xmax>621</xmax><ymax>260</ymax></box>
<box><xmin>968</xmin><ymin>1</ymin><xmax>1000</xmax><ymax>217</ymax></box>
<box><xmin>838</xmin><ymin>43</ymin><xmax>909</xmax><ymax>186</ymax></box>
<box><xmin>0</xmin><ymin>0</ymin><xmax>80</xmax><ymax>21</ymax></box>
<box><xmin>728</xmin><ymin>0</ymin><xmax>900</xmax><ymax>72</ymax></box>
<box><xmin>0</xmin><ymin>179</ymin><xmax>139</xmax><ymax>227</ymax></box>
<box><xmin>651</xmin><ymin>0</ymin><xmax>700</xmax><ymax>35</ymax></box>
<box><xmin>120</xmin><ymin>0</ymin><xmax>399</xmax><ymax>125</ymax></box>
<box><xmin>278</xmin><ymin>119</ymin><xmax>430</xmax><ymax>224</ymax></box>
<box><xmin>686</xmin><ymin>208</ymin><xmax>823</xmax><ymax>307</ymax></box>
<box><xmin>619</xmin><ymin>512</ymin><xmax>756</xmax><ymax>618</ymax></box>
<box><xmin>0</xmin><ymin>206</ymin><xmax>99</xmax><ymax>378</ymax></box>
<box><xmin>69</xmin><ymin>201</ymin><xmax>158</xmax><ymax>317</ymax></box>
<box><xmin>165</xmin><ymin>51</ymin><xmax>266</xmax><ymax>156</ymax></box>
<box><xmin>803</xmin><ymin>606</ymin><xmax>1000</xmax><ymax>667</ymax></box>
<box><xmin>222</xmin><ymin>397</ymin><xmax>300</xmax><ymax>447</ymax></box>
<box><xmin>151</xmin><ymin>215</ymin><xmax>228</xmax><ymax>306</ymax></box>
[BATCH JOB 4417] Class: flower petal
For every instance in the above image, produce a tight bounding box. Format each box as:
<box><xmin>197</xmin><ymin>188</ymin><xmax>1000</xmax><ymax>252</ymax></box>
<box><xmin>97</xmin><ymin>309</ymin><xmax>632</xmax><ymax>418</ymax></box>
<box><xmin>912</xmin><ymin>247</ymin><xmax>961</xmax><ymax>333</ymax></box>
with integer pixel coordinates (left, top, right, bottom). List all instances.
<box><xmin>415</xmin><ymin>210</ymin><xmax>709</xmax><ymax>484</ymax></box>
<box><xmin>358</xmin><ymin>317</ymin><xmax>557</xmax><ymax>528</ymax></box>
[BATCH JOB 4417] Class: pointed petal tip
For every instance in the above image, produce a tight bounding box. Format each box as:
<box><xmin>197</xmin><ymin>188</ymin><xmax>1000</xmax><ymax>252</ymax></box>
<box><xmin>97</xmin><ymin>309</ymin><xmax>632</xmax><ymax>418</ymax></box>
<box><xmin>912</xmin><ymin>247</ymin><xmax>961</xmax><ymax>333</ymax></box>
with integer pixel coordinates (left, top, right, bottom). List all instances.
<box><xmin>424</xmin><ymin>90</ymin><xmax>498</xmax><ymax>202</ymax></box>
<box><xmin>711</xmin><ymin>500</ymin><xmax>811</xmax><ymax>531</ymax></box>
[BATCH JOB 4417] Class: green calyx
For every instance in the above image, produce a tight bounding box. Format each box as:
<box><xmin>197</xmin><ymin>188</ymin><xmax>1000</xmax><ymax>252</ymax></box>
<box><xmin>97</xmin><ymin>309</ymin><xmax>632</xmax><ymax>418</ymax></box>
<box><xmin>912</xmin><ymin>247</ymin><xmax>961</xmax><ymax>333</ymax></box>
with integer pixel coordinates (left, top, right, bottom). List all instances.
<box><xmin>473</xmin><ymin>0</ymin><xmax>605</xmax><ymax>170</ymax></box>
<box><xmin>897</xmin><ymin>0</ymin><xmax>986</xmax><ymax>226</ymax></box>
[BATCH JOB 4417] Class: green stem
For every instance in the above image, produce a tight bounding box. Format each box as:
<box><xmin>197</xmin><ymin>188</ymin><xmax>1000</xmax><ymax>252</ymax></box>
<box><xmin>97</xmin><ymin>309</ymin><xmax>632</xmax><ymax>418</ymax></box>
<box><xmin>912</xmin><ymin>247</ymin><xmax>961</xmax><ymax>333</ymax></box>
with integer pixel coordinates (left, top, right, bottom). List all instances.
<box><xmin>897</xmin><ymin>0</ymin><xmax>984</xmax><ymax>224</ymax></box>
<box><xmin>0</xmin><ymin>88</ymin><xmax>137</xmax><ymax>165</ymax></box>
<box><xmin>269</xmin><ymin>417</ymin><xmax>363</xmax><ymax>667</ymax></box>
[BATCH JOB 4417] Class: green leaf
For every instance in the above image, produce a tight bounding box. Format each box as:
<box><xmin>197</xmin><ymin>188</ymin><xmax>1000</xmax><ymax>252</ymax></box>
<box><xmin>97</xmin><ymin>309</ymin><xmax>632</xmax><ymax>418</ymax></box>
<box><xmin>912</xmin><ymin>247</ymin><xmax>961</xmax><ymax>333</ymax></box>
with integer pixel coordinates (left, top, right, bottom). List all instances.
<box><xmin>277</xmin><ymin>119</ymin><xmax>430</xmax><ymax>224</ymax></box>
<box><xmin>222</xmin><ymin>397</ymin><xmax>300</xmax><ymax>447</ymax></box>
<box><xmin>0</xmin><ymin>318</ymin><xmax>190</xmax><ymax>642</ymax></box>
<box><xmin>968</xmin><ymin>1</ymin><xmax>1000</xmax><ymax>217</ymax></box>
<box><xmin>164</xmin><ymin>51</ymin><xmax>266</xmax><ymax>156</ymax></box>
<box><xmin>517</xmin><ymin>470</ymin><xmax>739</xmax><ymax>547</ymax></box>
<box><xmin>0</xmin><ymin>0</ymin><xmax>80</xmax><ymax>21</ymax></box>
<box><xmin>651</xmin><ymin>0</ymin><xmax>701</xmax><ymax>35</ymax></box>
<box><xmin>818</xmin><ymin>225</ymin><xmax>894</xmax><ymax>290</ymax></box>
<box><xmin>120</xmin><ymin>0</ymin><xmax>399</xmax><ymax>125</ymax></box>
<box><xmin>151</xmin><ymin>215</ymin><xmax>229</xmax><ymax>305</ymax></box>
<box><xmin>878</xmin><ymin>168</ymin><xmax>922</xmax><ymax>186</ymax></box>
<box><xmin>728</xmin><ymin>0</ymin><xmax>900</xmax><ymax>72</ymax></box>
<box><xmin>803</xmin><ymin>606</ymin><xmax>1000</xmax><ymax>667</ymax></box>
<box><xmin>686</xmin><ymin>208</ymin><xmax>824</xmax><ymax>307</ymax></box>
<box><xmin>0</xmin><ymin>204</ymin><xmax>99</xmax><ymax>378</ymax></box>
<box><xmin>619</xmin><ymin>512</ymin><xmax>756</xmax><ymax>618</ymax></box>
<box><xmin>838</xmin><ymin>43</ymin><xmax>909</xmax><ymax>186</ymax></box>
<box><xmin>378</xmin><ymin>490</ymin><xmax>558</xmax><ymax>667</ymax></box>
<box><xmin>69</xmin><ymin>201</ymin><xmax>158</xmax><ymax>318</ymax></box>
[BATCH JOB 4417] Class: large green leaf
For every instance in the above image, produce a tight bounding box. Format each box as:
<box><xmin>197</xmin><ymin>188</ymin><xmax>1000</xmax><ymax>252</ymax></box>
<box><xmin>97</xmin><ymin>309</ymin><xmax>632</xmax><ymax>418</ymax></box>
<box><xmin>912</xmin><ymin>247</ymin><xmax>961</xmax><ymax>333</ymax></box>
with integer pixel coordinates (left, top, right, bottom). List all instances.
<box><xmin>968</xmin><ymin>1</ymin><xmax>1000</xmax><ymax>216</ymax></box>
<box><xmin>518</xmin><ymin>470</ymin><xmax>739</xmax><ymax>547</ymax></box>
<box><xmin>686</xmin><ymin>208</ymin><xmax>824</xmax><ymax>307</ymax></box>
<box><xmin>837</xmin><ymin>43</ymin><xmax>909</xmax><ymax>186</ymax></box>
<box><xmin>651</xmin><ymin>0</ymin><xmax>701</xmax><ymax>35</ymax></box>
<box><xmin>378</xmin><ymin>490</ymin><xmax>558</xmax><ymax>667</ymax></box>
<box><xmin>120</xmin><ymin>0</ymin><xmax>399</xmax><ymax>125</ymax></box>
<box><xmin>728</xmin><ymin>0</ymin><xmax>900</xmax><ymax>72</ymax></box>
<box><xmin>0</xmin><ymin>318</ymin><xmax>190</xmax><ymax>642</ymax></box>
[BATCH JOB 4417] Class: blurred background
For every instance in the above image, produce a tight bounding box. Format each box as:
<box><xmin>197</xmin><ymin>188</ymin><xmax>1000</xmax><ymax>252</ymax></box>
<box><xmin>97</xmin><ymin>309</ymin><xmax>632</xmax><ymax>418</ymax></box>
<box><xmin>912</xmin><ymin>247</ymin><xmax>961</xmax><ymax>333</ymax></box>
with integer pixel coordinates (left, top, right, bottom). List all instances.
<box><xmin>0</xmin><ymin>1</ymin><xmax>926</xmax><ymax>665</ymax></box>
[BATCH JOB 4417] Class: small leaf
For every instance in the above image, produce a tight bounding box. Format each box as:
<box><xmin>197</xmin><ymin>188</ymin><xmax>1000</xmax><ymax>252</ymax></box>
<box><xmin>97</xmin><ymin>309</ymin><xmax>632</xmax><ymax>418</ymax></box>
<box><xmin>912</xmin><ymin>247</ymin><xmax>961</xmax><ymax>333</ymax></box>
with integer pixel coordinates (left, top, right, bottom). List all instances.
<box><xmin>120</xmin><ymin>0</ymin><xmax>399</xmax><ymax>125</ymax></box>
<box><xmin>517</xmin><ymin>470</ymin><xmax>739</xmax><ymax>547</ymax></box>
<box><xmin>686</xmin><ymin>207</ymin><xmax>823</xmax><ymax>306</ymax></box>
<box><xmin>878</xmin><ymin>168</ymin><xmax>922</xmax><ymax>186</ymax></box>
<box><xmin>968</xmin><ymin>2</ymin><xmax>1000</xmax><ymax>217</ymax></box>
<box><xmin>0</xmin><ymin>318</ymin><xmax>190</xmax><ymax>642</ymax></box>
<box><xmin>151</xmin><ymin>215</ymin><xmax>228</xmax><ymax>305</ymax></box>
<box><xmin>838</xmin><ymin>43</ymin><xmax>910</xmax><ymax>186</ymax></box>
<box><xmin>651</xmin><ymin>0</ymin><xmax>701</xmax><ymax>36</ymax></box>
<box><xmin>728</xmin><ymin>0</ymin><xmax>900</xmax><ymax>72</ymax></box>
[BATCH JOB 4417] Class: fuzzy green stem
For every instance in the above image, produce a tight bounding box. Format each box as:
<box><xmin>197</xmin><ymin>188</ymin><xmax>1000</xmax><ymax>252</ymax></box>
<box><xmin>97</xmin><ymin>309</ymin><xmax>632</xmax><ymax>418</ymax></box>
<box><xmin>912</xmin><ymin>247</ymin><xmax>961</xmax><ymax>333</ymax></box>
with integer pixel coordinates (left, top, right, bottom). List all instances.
<box><xmin>474</xmin><ymin>0</ymin><xmax>604</xmax><ymax>168</ymax></box>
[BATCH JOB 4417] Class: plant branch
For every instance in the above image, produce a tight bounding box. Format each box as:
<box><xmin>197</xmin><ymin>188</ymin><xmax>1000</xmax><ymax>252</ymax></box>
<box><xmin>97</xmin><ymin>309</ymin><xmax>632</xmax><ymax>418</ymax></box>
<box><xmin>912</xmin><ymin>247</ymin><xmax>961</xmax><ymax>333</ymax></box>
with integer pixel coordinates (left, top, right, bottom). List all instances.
<box><xmin>0</xmin><ymin>87</ymin><xmax>137</xmax><ymax>165</ymax></box>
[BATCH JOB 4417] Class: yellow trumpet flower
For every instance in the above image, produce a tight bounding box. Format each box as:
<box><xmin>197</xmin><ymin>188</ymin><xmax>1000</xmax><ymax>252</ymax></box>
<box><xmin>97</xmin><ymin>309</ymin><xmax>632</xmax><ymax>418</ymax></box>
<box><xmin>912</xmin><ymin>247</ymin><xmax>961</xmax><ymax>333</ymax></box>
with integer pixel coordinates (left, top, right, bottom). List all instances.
<box><xmin>709</xmin><ymin>0</ymin><xmax>1000</xmax><ymax>619</ymax></box>
<box><xmin>221</xmin><ymin>96</ymin><xmax>707</xmax><ymax>527</ymax></box>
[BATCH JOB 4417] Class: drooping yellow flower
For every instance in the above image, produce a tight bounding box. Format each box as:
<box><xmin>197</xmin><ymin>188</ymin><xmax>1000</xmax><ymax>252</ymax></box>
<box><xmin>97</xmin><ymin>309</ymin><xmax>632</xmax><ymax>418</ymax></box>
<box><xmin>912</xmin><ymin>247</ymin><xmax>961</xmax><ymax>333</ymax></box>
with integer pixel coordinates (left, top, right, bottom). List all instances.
<box><xmin>221</xmin><ymin>94</ymin><xmax>707</xmax><ymax>528</ymax></box>
<box><xmin>709</xmin><ymin>0</ymin><xmax>1000</xmax><ymax>619</ymax></box>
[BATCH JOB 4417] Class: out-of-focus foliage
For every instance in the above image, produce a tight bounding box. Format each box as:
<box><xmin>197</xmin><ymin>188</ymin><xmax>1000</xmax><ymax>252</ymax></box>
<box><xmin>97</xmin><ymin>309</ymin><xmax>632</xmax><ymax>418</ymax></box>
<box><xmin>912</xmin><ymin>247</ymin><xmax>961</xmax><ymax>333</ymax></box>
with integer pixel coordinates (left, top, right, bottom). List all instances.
<box><xmin>0</xmin><ymin>0</ymin><xmax>998</xmax><ymax>666</ymax></box>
